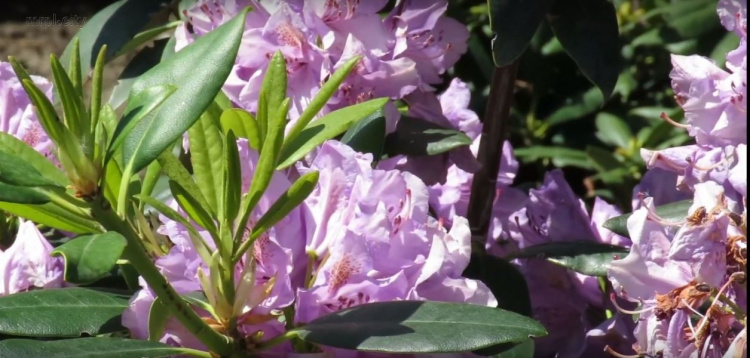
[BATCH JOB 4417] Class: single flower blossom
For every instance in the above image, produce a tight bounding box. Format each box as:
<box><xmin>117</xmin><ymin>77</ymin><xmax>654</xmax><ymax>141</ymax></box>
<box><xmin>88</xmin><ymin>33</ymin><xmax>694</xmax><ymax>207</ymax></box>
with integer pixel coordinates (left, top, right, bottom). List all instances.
<box><xmin>0</xmin><ymin>219</ymin><xmax>64</xmax><ymax>295</ymax></box>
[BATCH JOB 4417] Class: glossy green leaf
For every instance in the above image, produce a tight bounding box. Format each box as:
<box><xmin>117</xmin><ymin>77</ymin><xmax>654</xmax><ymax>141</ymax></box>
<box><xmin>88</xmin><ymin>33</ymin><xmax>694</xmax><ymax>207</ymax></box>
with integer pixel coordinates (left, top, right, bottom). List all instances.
<box><xmin>0</xmin><ymin>132</ymin><xmax>68</xmax><ymax>186</ymax></box>
<box><xmin>0</xmin><ymin>338</ymin><xmax>193</xmax><ymax>358</ymax></box>
<box><xmin>0</xmin><ymin>201</ymin><xmax>101</xmax><ymax>234</ymax></box>
<box><xmin>220</xmin><ymin>131</ymin><xmax>241</xmax><ymax>223</ymax></box>
<box><xmin>189</xmin><ymin>103</ymin><xmax>225</xmax><ymax>215</ymax></box>
<box><xmin>0</xmin><ymin>183</ymin><xmax>49</xmax><ymax>204</ymax></box>
<box><xmin>14</xmin><ymin>73</ymin><xmax>64</xmax><ymax>143</ymax></box>
<box><xmin>50</xmin><ymin>54</ymin><xmax>88</xmax><ymax>141</ymax></box>
<box><xmin>114</xmin><ymin>21</ymin><xmax>182</xmax><ymax>59</ymax></box>
<box><xmin>233</xmin><ymin>171</ymin><xmax>319</xmax><ymax>263</ymax></box>
<box><xmin>384</xmin><ymin>116</ymin><xmax>472</xmax><ymax>157</ymax></box>
<box><xmin>594</xmin><ymin>113</ymin><xmax>632</xmax><ymax>149</ymax></box>
<box><xmin>220</xmin><ymin>109</ymin><xmax>260</xmax><ymax>149</ymax></box>
<box><xmin>148</xmin><ymin>297</ymin><xmax>171</xmax><ymax>342</ymax></box>
<box><xmin>341</xmin><ymin>112</ymin><xmax>386</xmax><ymax>158</ymax></box>
<box><xmin>169</xmin><ymin>180</ymin><xmax>218</xmax><ymax>238</ymax></box>
<box><xmin>506</xmin><ymin>241</ymin><xmax>629</xmax><ymax>277</ymax></box>
<box><xmin>258</xmin><ymin>51</ymin><xmax>287</xmax><ymax>139</ymax></box>
<box><xmin>278</xmin><ymin>98</ymin><xmax>388</xmax><ymax>169</ymax></box>
<box><xmin>0</xmin><ymin>149</ymin><xmax>61</xmax><ymax>188</ymax></box>
<box><xmin>603</xmin><ymin>200</ymin><xmax>693</xmax><ymax>237</ymax></box>
<box><xmin>547</xmin><ymin>0</ymin><xmax>621</xmax><ymax>100</ymax></box>
<box><xmin>295</xmin><ymin>301</ymin><xmax>547</xmax><ymax>353</ymax></box>
<box><xmin>51</xmin><ymin>232</ymin><xmax>128</xmax><ymax>284</ymax></box>
<box><xmin>488</xmin><ymin>0</ymin><xmax>555</xmax><ymax>66</ymax></box>
<box><xmin>0</xmin><ymin>288</ymin><xmax>129</xmax><ymax>337</ymax></box>
<box><xmin>60</xmin><ymin>0</ymin><xmax>166</xmax><ymax>77</ymax></box>
<box><xmin>109</xmin><ymin>38</ymin><xmax>173</xmax><ymax>109</ymax></box>
<box><xmin>156</xmin><ymin>152</ymin><xmax>212</xmax><ymax>216</ymax></box>
<box><xmin>121</xmin><ymin>9</ymin><xmax>248</xmax><ymax>174</ymax></box>
<box><xmin>68</xmin><ymin>38</ymin><xmax>83</xmax><ymax>98</ymax></box>
<box><xmin>284</xmin><ymin>55</ymin><xmax>361</xmax><ymax>147</ymax></box>
<box><xmin>90</xmin><ymin>45</ymin><xmax>108</xmax><ymax>133</ymax></box>
<box><xmin>108</xmin><ymin>84</ymin><xmax>177</xmax><ymax>161</ymax></box>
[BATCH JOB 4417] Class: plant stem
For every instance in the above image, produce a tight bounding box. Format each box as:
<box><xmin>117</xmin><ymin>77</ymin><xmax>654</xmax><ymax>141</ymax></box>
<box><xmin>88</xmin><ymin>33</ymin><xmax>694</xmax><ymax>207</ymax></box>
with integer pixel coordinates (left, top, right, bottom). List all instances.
<box><xmin>466</xmin><ymin>60</ymin><xmax>520</xmax><ymax>243</ymax></box>
<box><xmin>90</xmin><ymin>196</ymin><xmax>234</xmax><ymax>356</ymax></box>
<box><xmin>256</xmin><ymin>330</ymin><xmax>298</xmax><ymax>351</ymax></box>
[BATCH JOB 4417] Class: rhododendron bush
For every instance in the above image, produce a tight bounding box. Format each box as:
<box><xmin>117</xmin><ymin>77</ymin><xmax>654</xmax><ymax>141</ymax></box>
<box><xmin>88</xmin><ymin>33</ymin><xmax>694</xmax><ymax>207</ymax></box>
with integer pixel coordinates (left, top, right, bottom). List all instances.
<box><xmin>0</xmin><ymin>0</ymin><xmax>745</xmax><ymax>357</ymax></box>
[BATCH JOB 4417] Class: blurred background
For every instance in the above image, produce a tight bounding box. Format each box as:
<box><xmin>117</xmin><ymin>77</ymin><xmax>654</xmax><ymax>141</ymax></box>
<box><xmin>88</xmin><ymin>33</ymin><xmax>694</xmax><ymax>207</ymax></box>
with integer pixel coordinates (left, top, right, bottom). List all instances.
<box><xmin>1</xmin><ymin>0</ymin><xmax>734</xmax><ymax>211</ymax></box>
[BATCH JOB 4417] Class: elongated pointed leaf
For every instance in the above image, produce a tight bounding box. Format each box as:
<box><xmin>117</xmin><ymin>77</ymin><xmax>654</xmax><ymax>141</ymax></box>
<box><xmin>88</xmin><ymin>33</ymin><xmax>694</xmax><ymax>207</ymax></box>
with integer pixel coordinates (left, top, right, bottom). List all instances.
<box><xmin>295</xmin><ymin>301</ymin><xmax>547</xmax><ymax>353</ymax></box>
<box><xmin>506</xmin><ymin>241</ymin><xmax>628</xmax><ymax>277</ymax></box>
<box><xmin>233</xmin><ymin>171</ymin><xmax>319</xmax><ymax>262</ymax></box>
<box><xmin>136</xmin><ymin>194</ymin><xmax>211</xmax><ymax>262</ymax></box>
<box><xmin>51</xmin><ymin>232</ymin><xmax>128</xmax><ymax>284</ymax></box>
<box><xmin>220</xmin><ymin>109</ymin><xmax>261</xmax><ymax>149</ymax></box>
<box><xmin>547</xmin><ymin>0</ymin><xmax>621</xmax><ymax>100</ymax></box>
<box><xmin>0</xmin><ymin>288</ymin><xmax>129</xmax><ymax>337</ymax></box>
<box><xmin>341</xmin><ymin>113</ymin><xmax>386</xmax><ymax>158</ymax></box>
<box><xmin>0</xmin><ymin>201</ymin><xmax>101</xmax><ymax>234</ymax></box>
<box><xmin>148</xmin><ymin>297</ymin><xmax>171</xmax><ymax>342</ymax></box>
<box><xmin>50</xmin><ymin>54</ymin><xmax>88</xmax><ymax>140</ymax></box>
<box><xmin>188</xmin><ymin>103</ymin><xmax>225</xmax><ymax>215</ymax></box>
<box><xmin>16</xmin><ymin>77</ymin><xmax>64</xmax><ymax>143</ymax></box>
<box><xmin>156</xmin><ymin>152</ymin><xmax>212</xmax><ymax>214</ymax></box>
<box><xmin>220</xmin><ymin>131</ymin><xmax>241</xmax><ymax>223</ymax></box>
<box><xmin>60</xmin><ymin>0</ymin><xmax>166</xmax><ymax>77</ymax></box>
<box><xmin>488</xmin><ymin>0</ymin><xmax>556</xmax><ymax>66</ymax></box>
<box><xmin>278</xmin><ymin>98</ymin><xmax>388</xmax><ymax>169</ymax></box>
<box><xmin>169</xmin><ymin>180</ymin><xmax>218</xmax><ymax>237</ymax></box>
<box><xmin>384</xmin><ymin>116</ymin><xmax>472</xmax><ymax>157</ymax></box>
<box><xmin>0</xmin><ymin>183</ymin><xmax>49</xmax><ymax>204</ymax></box>
<box><xmin>0</xmin><ymin>149</ymin><xmax>61</xmax><ymax>187</ymax></box>
<box><xmin>603</xmin><ymin>200</ymin><xmax>693</xmax><ymax>237</ymax></box>
<box><xmin>284</xmin><ymin>56</ymin><xmax>361</xmax><ymax>147</ymax></box>
<box><xmin>258</xmin><ymin>51</ymin><xmax>287</xmax><ymax>139</ymax></box>
<box><xmin>122</xmin><ymin>9</ymin><xmax>248</xmax><ymax>174</ymax></box>
<box><xmin>0</xmin><ymin>338</ymin><xmax>192</xmax><ymax>358</ymax></box>
<box><xmin>0</xmin><ymin>132</ymin><xmax>67</xmax><ymax>185</ymax></box>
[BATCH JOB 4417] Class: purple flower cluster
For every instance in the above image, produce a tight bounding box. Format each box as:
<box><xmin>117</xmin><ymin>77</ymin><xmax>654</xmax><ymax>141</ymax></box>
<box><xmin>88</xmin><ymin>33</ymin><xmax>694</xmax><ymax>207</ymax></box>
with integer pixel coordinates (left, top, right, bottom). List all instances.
<box><xmin>606</xmin><ymin>1</ymin><xmax>747</xmax><ymax>356</ymax></box>
<box><xmin>123</xmin><ymin>139</ymin><xmax>495</xmax><ymax>356</ymax></box>
<box><xmin>176</xmin><ymin>0</ymin><xmax>467</xmax><ymax>128</ymax></box>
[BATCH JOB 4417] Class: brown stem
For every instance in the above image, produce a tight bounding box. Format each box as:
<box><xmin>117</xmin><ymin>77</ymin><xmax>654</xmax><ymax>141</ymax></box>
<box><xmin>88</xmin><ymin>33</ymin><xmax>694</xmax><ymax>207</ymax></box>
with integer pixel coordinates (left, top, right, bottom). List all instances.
<box><xmin>466</xmin><ymin>61</ymin><xmax>520</xmax><ymax>243</ymax></box>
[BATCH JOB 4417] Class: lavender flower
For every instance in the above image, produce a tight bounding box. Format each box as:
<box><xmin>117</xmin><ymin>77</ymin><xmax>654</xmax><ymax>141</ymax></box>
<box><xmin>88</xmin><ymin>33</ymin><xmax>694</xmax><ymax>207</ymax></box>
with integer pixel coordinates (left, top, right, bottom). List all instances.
<box><xmin>0</xmin><ymin>220</ymin><xmax>64</xmax><ymax>295</ymax></box>
<box><xmin>0</xmin><ymin>61</ymin><xmax>55</xmax><ymax>159</ymax></box>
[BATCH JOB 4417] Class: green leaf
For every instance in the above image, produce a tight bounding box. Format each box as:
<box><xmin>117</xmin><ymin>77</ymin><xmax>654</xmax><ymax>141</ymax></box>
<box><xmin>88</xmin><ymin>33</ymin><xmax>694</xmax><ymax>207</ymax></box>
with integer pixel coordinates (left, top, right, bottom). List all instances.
<box><xmin>603</xmin><ymin>200</ymin><xmax>693</xmax><ymax>237</ymax></box>
<box><xmin>278</xmin><ymin>98</ymin><xmax>388</xmax><ymax>169</ymax></box>
<box><xmin>189</xmin><ymin>103</ymin><xmax>225</xmax><ymax>215</ymax></box>
<box><xmin>0</xmin><ymin>201</ymin><xmax>101</xmax><ymax>234</ymax></box>
<box><xmin>0</xmin><ymin>288</ymin><xmax>129</xmax><ymax>337</ymax></box>
<box><xmin>169</xmin><ymin>180</ymin><xmax>218</xmax><ymax>238</ymax></box>
<box><xmin>283</xmin><ymin>56</ymin><xmax>361</xmax><ymax>149</ymax></box>
<box><xmin>0</xmin><ymin>132</ymin><xmax>68</xmax><ymax>186</ymax></box>
<box><xmin>156</xmin><ymin>152</ymin><xmax>212</xmax><ymax>216</ymax></box>
<box><xmin>513</xmin><ymin>146</ymin><xmax>594</xmax><ymax>170</ymax></box>
<box><xmin>258</xmin><ymin>51</ymin><xmax>288</xmax><ymax>140</ymax></box>
<box><xmin>586</xmin><ymin>146</ymin><xmax>621</xmax><ymax>173</ymax></box>
<box><xmin>506</xmin><ymin>241</ymin><xmax>628</xmax><ymax>277</ymax></box>
<box><xmin>148</xmin><ymin>297</ymin><xmax>171</xmax><ymax>342</ymax></box>
<box><xmin>493</xmin><ymin>339</ymin><xmax>535</xmax><ymax>358</ymax></box>
<box><xmin>546</xmin><ymin>88</ymin><xmax>602</xmax><ymax>127</ymax></box>
<box><xmin>114</xmin><ymin>21</ymin><xmax>182</xmax><ymax>59</ymax></box>
<box><xmin>90</xmin><ymin>45</ymin><xmax>107</xmax><ymax>133</ymax></box>
<box><xmin>233</xmin><ymin>171</ymin><xmax>319</xmax><ymax>263</ymax></box>
<box><xmin>220</xmin><ymin>131</ymin><xmax>241</xmax><ymax>223</ymax></box>
<box><xmin>50</xmin><ymin>54</ymin><xmax>88</xmax><ymax>142</ymax></box>
<box><xmin>0</xmin><ymin>149</ymin><xmax>62</xmax><ymax>188</ymax></box>
<box><xmin>547</xmin><ymin>0</ymin><xmax>621</xmax><ymax>99</ymax></box>
<box><xmin>0</xmin><ymin>183</ymin><xmax>49</xmax><ymax>204</ymax></box>
<box><xmin>594</xmin><ymin>113</ymin><xmax>632</xmax><ymax>149</ymax></box>
<box><xmin>51</xmin><ymin>232</ymin><xmax>128</xmax><ymax>284</ymax></box>
<box><xmin>136</xmin><ymin>194</ymin><xmax>211</xmax><ymax>263</ymax></box>
<box><xmin>122</xmin><ymin>9</ymin><xmax>248</xmax><ymax>174</ymax></box>
<box><xmin>12</xmin><ymin>71</ymin><xmax>64</xmax><ymax>143</ymax></box>
<box><xmin>488</xmin><ymin>0</ymin><xmax>556</xmax><ymax>66</ymax></box>
<box><xmin>0</xmin><ymin>337</ymin><xmax>193</xmax><ymax>358</ymax></box>
<box><xmin>384</xmin><ymin>116</ymin><xmax>472</xmax><ymax>157</ymax></box>
<box><xmin>295</xmin><ymin>301</ymin><xmax>547</xmax><ymax>353</ymax></box>
<box><xmin>60</xmin><ymin>0</ymin><xmax>166</xmax><ymax>77</ymax></box>
<box><xmin>108</xmin><ymin>84</ymin><xmax>177</xmax><ymax>164</ymax></box>
<box><xmin>220</xmin><ymin>109</ymin><xmax>261</xmax><ymax>149</ymax></box>
<box><xmin>109</xmin><ymin>38</ymin><xmax>173</xmax><ymax>109</ymax></box>
<box><xmin>340</xmin><ymin>113</ymin><xmax>386</xmax><ymax>158</ymax></box>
